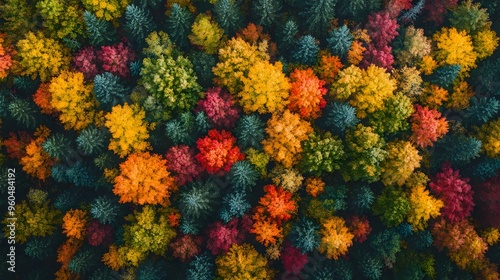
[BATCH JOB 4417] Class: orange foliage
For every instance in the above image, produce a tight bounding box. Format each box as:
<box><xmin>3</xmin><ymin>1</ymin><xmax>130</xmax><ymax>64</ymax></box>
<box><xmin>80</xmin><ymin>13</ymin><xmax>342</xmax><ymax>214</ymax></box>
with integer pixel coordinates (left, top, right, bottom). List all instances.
<box><xmin>447</xmin><ymin>81</ymin><xmax>474</xmax><ymax>110</ymax></box>
<box><xmin>33</xmin><ymin>83</ymin><xmax>58</xmax><ymax>115</ymax></box>
<box><xmin>410</xmin><ymin>105</ymin><xmax>449</xmax><ymax>147</ymax></box>
<box><xmin>114</xmin><ymin>152</ymin><xmax>177</xmax><ymax>206</ymax></box>
<box><xmin>102</xmin><ymin>244</ymin><xmax>125</xmax><ymax>271</ymax></box>
<box><xmin>421</xmin><ymin>84</ymin><xmax>449</xmax><ymax>109</ymax></box>
<box><xmin>305</xmin><ymin>177</ymin><xmax>325</xmax><ymax>197</ymax></box>
<box><xmin>196</xmin><ymin>129</ymin><xmax>244</xmax><ymax>174</ymax></box>
<box><xmin>236</xmin><ymin>23</ymin><xmax>277</xmax><ymax>58</ymax></box>
<box><xmin>250</xmin><ymin>217</ymin><xmax>283</xmax><ymax>247</ymax></box>
<box><xmin>62</xmin><ymin>209</ymin><xmax>88</xmax><ymax>240</ymax></box>
<box><xmin>257</xmin><ymin>185</ymin><xmax>297</xmax><ymax>222</ymax></box>
<box><xmin>288</xmin><ymin>68</ymin><xmax>327</xmax><ymax>120</ymax></box>
<box><xmin>20</xmin><ymin>126</ymin><xmax>57</xmax><ymax>180</ymax></box>
<box><xmin>0</xmin><ymin>33</ymin><xmax>14</xmax><ymax>80</ymax></box>
<box><xmin>3</xmin><ymin>131</ymin><xmax>31</xmax><ymax>159</ymax></box>
<box><xmin>316</xmin><ymin>54</ymin><xmax>343</xmax><ymax>84</ymax></box>
<box><xmin>348</xmin><ymin>41</ymin><xmax>365</xmax><ymax>65</ymax></box>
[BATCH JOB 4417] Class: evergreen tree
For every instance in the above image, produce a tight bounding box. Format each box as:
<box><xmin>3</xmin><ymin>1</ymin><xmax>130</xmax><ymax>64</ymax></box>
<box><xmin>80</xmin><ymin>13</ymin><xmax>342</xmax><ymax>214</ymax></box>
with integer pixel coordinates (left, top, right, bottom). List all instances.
<box><xmin>137</xmin><ymin>259</ymin><xmax>169</xmax><ymax>280</ymax></box>
<box><xmin>399</xmin><ymin>0</ymin><xmax>425</xmax><ymax>23</ymax></box>
<box><xmin>219</xmin><ymin>192</ymin><xmax>251</xmax><ymax>222</ymax></box>
<box><xmin>68</xmin><ymin>247</ymin><xmax>100</xmax><ymax>275</ymax></box>
<box><xmin>124</xmin><ymin>5</ymin><xmax>155</xmax><ymax>48</ymax></box>
<box><xmin>186</xmin><ymin>253</ymin><xmax>215</xmax><ymax>280</ymax></box>
<box><xmin>466</xmin><ymin>156</ymin><xmax>500</xmax><ymax>181</ymax></box>
<box><xmin>77</xmin><ymin>126</ymin><xmax>109</xmax><ymax>156</ymax></box>
<box><xmin>93</xmin><ymin>72</ymin><xmax>129</xmax><ymax>109</ymax></box>
<box><xmin>234</xmin><ymin>114</ymin><xmax>266</xmax><ymax>149</ymax></box>
<box><xmin>179</xmin><ymin>180</ymin><xmax>220</xmax><ymax>220</ymax></box>
<box><xmin>429</xmin><ymin>64</ymin><xmax>461</xmax><ymax>89</ymax></box>
<box><xmin>227</xmin><ymin>160</ymin><xmax>258</xmax><ymax>191</ymax></box>
<box><xmin>292</xmin><ymin>35</ymin><xmax>319</xmax><ymax>65</ymax></box>
<box><xmin>300</xmin><ymin>0</ymin><xmax>338</xmax><ymax>36</ymax></box>
<box><xmin>25</xmin><ymin>234</ymin><xmax>60</xmax><ymax>260</ymax></box>
<box><xmin>90</xmin><ymin>196</ymin><xmax>123</xmax><ymax>225</ymax></box>
<box><xmin>430</xmin><ymin>133</ymin><xmax>482</xmax><ymax>169</ymax></box>
<box><xmin>214</xmin><ymin>0</ymin><xmax>244</xmax><ymax>37</ymax></box>
<box><xmin>189</xmin><ymin>52</ymin><xmax>216</xmax><ymax>88</ymax></box>
<box><xmin>318</xmin><ymin>102</ymin><xmax>359</xmax><ymax>135</ymax></box>
<box><xmin>277</xmin><ymin>20</ymin><xmax>298</xmax><ymax>56</ymax></box>
<box><xmin>83</xmin><ymin>11</ymin><xmax>118</xmax><ymax>47</ymax></box>
<box><xmin>13</xmin><ymin>76</ymin><xmax>40</xmax><ymax>95</ymax></box>
<box><xmin>327</xmin><ymin>25</ymin><xmax>353</xmax><ymax>57</ymax></box>
<box><xmin>165</xmin><ymin>112</ymin><xmax>202</xmax><ymax>145</ymax></box>
<box><xmin>357</xmin><ymin>252</ymin><xmax>383</xmax><ymax>280</ymax></box>
<box><xmin>369</xmin><ymin>229</ymin><xmax>401</xmax><ymax>262</ymax></box>
<box><xmin>8</xmin><ymin>98</ymin><xmax>38</xmax><ymax>129</ymax></box>
<box><xmin>65</xmin><ymin>161</ymin><xmax>100</xmax><ymax>188</ymax></box>
<box><xmin>289</xmin><ymin>217</ymin><xmax>320</xmax><ymax>253</ymax></box>
<box><xmin>54</xmin><ymin>189</ymin><xmax>83</xmax><ymax>211</ymax></box>
<box><xmin>337</xmin><ymin>0</ymin><xmax>380</xmax><ymax>21</ymax></box>
<box><xmin>42</xmin><ymin>133</ymin><xmax>73</xmax><ymax>160</ymax></box>
<box><xmin>349</xmin><ymin>185</ymin><xmax>375</xmax><ymax>214</ymax></box>
<box><xmin>462</xmin><ymin>96</ymin><xmax>500</xmax><ymax>127</ymax></box>
<box><xmin>89</xmin><ymin>267</ymin><xmax>118</xmax><ymax>280</ymax></box>
<box><xmin>252</xmin><ymin>0</ymin><xmax>281</xmax><ymax>28</ymax></box>
<box><xmin>166</xmin><ymin>4</ymin><xmax>193</xmax><ymax>51</ymax></box>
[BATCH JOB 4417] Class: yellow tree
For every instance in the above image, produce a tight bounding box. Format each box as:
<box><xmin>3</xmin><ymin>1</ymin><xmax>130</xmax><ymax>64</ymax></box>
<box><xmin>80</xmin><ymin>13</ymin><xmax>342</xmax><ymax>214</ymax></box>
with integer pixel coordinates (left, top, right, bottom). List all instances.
<box><xmin>105</xmin><ymin>103</ymin><xmax>150</xmax><ymax>158</ymax></box>
<box><xmin>262</xmin><ymin>110</ymin><xmax>313</xmax><ymax>168</ymax></box>
<box><xmin>407</xmin><ymin>186</ymin><xmax>443</xmax><ymax>231</ymax></box>
<box><xmin>49</xmin><ymin>71</ymin><xmax>97</xmax><ymax>131</ymax></box>
<box><xmin>216</xmin><ymin>244</ymin><xmax>274</xmax><ymax>280</ymax></box>
<box><xmin>319</xmin><ymin>217</ymin><xmax>354</xmax><ymax>260</ymax></box>
<box><xmin>239</xmin><ymin>60</ymin><xmax>290</xmax><ymax>114</ymax></box>
<box><xmin>380</xmin><ymin>140</ymin><xmax>422</xmax><ymax>187</ymax></box>
<box><xmin>433</xmin><ymin>27</ymin><xmax>477</xmax><ymax>74</ymax></box>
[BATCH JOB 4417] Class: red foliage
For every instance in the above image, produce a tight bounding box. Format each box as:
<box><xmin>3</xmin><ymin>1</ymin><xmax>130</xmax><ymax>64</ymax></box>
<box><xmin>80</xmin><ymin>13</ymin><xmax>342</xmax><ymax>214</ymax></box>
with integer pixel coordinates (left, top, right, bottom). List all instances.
<box><xmin>195</xmin><ymin>129</ymin><xmax>244</xmax><ymax>174</ymax></box>
<box><xmin>386</xmin><ymin>0</ymin><xmax>413</xmax><ymax>18</ymax></box>
<box><xmin>361</xmin><ymin>44</ymin><xmax>395</xmax><ymax>70</ymax></box>
<box><xmin>288</xmin><ymin>68</ymin><xmax>327</xmax><ymax>120</ymax></box>
<box><xmin>281</xmin><ymin>243</ymin><xmax>308</xmax><ymax>274</ymax></box>
<box><xmin>170</xmin><ymin>234</ymin><xmax>203</xmax><ymax>262</ymax></box>
<box><xmin>206</xmin><ymin>217</ymin><xmax>247</xmax><ymax>255</ymax></box>
<box><xmin>3</xmin><ymin>131</ymin><xmax>31</xmax><ymax>159</ymax></box>
<box><xmin>424</xmin><ymin>0</ymin><xmax>459</xmax><ymax>25</ymax></box>
<box><xmin>410</xmin><ymin>105</ymin><xmax>449</xmax><ymax>147</ymax></box>
<box><xmin>98</xmin><ymin>42</ymin><xmax>136</xmax><ymax>77</ymax></box>
<box><xmin>196</xmin><ymin>87</ymin><xmax>240</xmax><ymax>129</ymax></box>
<box><xmin>474</xmin><ymin>175</ymin><xmax>500</xmax><ymax>228</ymax></box>
<box><xmin>33</xmin><ymin>83</ymin><xmax>58</xmax><ymax>116</ymax></box>
<box><xmin>165</xmin><ymin>145</ymin><xmax>204</xmax><ymax>186</ymax></box>
<box><xmin>365</xmin><ymin>12</ymin><xmax>399</xmax><ymax>48</ymax></box>
<box><xmin>73</xmin><ymin>46</ymin><xmax>100</xmax><ymax>80</ymax></box>
<box><xmin>86</xmin><ymin>220</ymin><xmax>113</xmax><ymax>246</ymax></box>
<box><xmin>430</xmin><ymin>163</ymin><xmax>474</xmax><ymax>223</ymax></box>
<box><xmin>255</xmin><ymin>185</ymin><xmax>297</xmax><ymax>223</ymax></box>
<box><xmin>347</xmin><ymin>216</ymin><xmax>372</xmax><ymax>243</ymax></box>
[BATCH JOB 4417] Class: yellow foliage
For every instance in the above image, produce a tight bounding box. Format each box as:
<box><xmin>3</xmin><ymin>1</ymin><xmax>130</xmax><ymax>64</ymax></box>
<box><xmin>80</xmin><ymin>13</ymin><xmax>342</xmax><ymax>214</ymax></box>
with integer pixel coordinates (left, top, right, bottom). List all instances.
<box><xmin>102</xmin><ymin>245</ymin><xmax>125</xmax><ymax>270</ymax></box>
<box><xmin>473</xmin><ymin>29</ymin><xmax>499</xmax><ymax>60</ymax></box>
<box><xmin>419</xmin><ymin>55</ymin><xmax>438</xmax><ymax>75</ymax></box>
<box><xmin>446</xmin><ymin>81</ymin><xmax>474</xmax><ymax>110</ymax></box>
<box><xmin>49</xmin><ymin>71</ymin><xmax>97</xmax><ymax>131</ymax></box>
<box><xmin>216</xmin><ymin>244</ymin><xmax>273</xmax><ymax>280</ymax></box>
<box><xmin>421</xmin><ymin>84</ymin><xmax>449</xmax><ymax>109</ymax></box>
<box><xmin>481</xmin><ymin>228</ymin><xmax>500</xmax><ymax>246</ymax></box>
<box><xmin>381</xmin><ymin>140</ymin><xmax>422</xmax><ymax>187</ymax></box>
<box><xmin>305</xmin><ymin>177</ymin><xmax>325</xmax><ymax>197</ymax></box>
<box><xmin>105</xmin><ymin>103</ymin><xmax>150</xmax><ymax>158</ymax></box>
<box><xmin>330</xmin><ymin>65</ymin><xmax>364</xmax><ymax>100</ymax></box>
<box><xmin>213</xmin><ymin>37</ymin><xmax>269</xmax><ymax>94</ymax></box>
<box><xmin>15</xmin><ymin>32</ymin><xmax>70</xmax><ymax>82</ymax></box>
<box><xmin>189</xmin><ymin>14</ymin><xmax>225</xmax><ymax>54</ymax></box>
<box><xmin>239</xmin><ymin>60</ymin><xmax>290</xmax><ymax>114</ymax></box>
<box><xmin>81</xmin><ymin>0</ymin><xmax>130</xmax><ymax>21</ymax></box>
<box><xmin>477</xmin><ymin>117</ymin><xmax>500</xmax><ymax>158</ymax></box>
<box><xmin>433</xmin><ymin>27</ymin><xmax>477</xmax><ymax>74</ymax></box>
<box><xmin>347</xmin><ymin>41</ymin><xmax>365</xmax><ymax>65</ymax></box>
<box><xmin>262</xmin><ymin>110</ymin><xmax>313</xmax><ymax>168</ymax></box>
<box><xmin>407</xmin><ymin>186</ymin><xmax>443</xmax><ymax>231</ymax></box>
<box><xmin>319</xmin><ymin>217</ymin><xmax>354</xmax><ymax>260</ymax></box>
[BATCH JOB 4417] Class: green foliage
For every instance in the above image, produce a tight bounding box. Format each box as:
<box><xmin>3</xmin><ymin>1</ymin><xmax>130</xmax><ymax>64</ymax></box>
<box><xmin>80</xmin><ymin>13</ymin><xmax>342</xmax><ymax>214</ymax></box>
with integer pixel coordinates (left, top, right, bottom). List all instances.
<box><xmin>69</xmin><ymin>247</ymin><xmax>100</xmax><ymax>275</ymax></box>
<box><xmin>125</xmin><ymin>5</ymin><xmax>155</xmax><ymax>48</ymax></box>
<box><xmin>463</xmin><ymin>96</ymin><xmax>500</xmax><ymax>127</ymax></box>
<box><xmin>91</xmin><ymin>196</ymin><xmax>123</xmax><ymax>224</ymax></box>
<box><xmin>83</xmin><ymin>11</ymin><xmax>118</xmax><ymax>47</ymax></box>
<box><xmin>300</xmin><ymin>0</ymin><xmax>338</xmax><ymax>35</ymax></box>
<box><xmin>289</xmin><ymin>217</ymin><xmax>320</xmax><ymax>253</ymax></box>
<box><xmin>42</xmin><ymin>133</ymin><xmax>72</xmax><ymax>160</ymax></box>
<box><xmin>299</xmin><ymin>132</ymin><xmax>345</xmax><ymax>176</ymax></box>
<box><xmin>277</xmin><ymin>20</ymin><xmax>298</xmax><ymax>56</ymax></box>
<box><xmin>337</xmin><ymin>0</ymin><xmax>380</xmax><ymax>21</ymax></box>
<box><xmin>327</xmin><ymin>25</ymin><xmax>353</xmax><ymax>57</ymax></box>
<box><xmin>319</xmin><ymin>102</ymin><xmax>359</xmax><ymax>134</ymax></box>
<box><xmin>357</xmin><ymin>253</ymin><xmax>383</xmax><ymax>280</ymax></box>
<box><xmin>252</xmin><ymin>0</ymin><xmax>281</xmax><ymax>28</ymax></box>
<box><xmin>219</xmin><ymin>192</ymin><xmax>251</xmax><ymax>222</ymax></box>
<box><xmin>292</xmin><ymin>35</ymin><xmax>319</xmax><ymax>65</ymax></box>
<box><xmin>367</xmin><ymin>92</ymin><xmax>413</xmax><ymax>135</ymax></box>
<box><xmin>137</xmin><ymin>259</ymin><xmax>169</xmax><ymax>280</ymax></box>
<box><xmin>8</xmin><ymin>98</ymin><xmax>38</xmax><ymax>129</ymax></box>
<box><xmin>0</xmin><ymin>0</ymin><xmax>36</xmax><ymax>41</ymax></box>
<box><xmin>369</xmin><ymin>229</ymin><xmax>401</xmax><ymax>262</ymax></box>
<box><xmin>228</xmin><ymin>160</ymin><xmax>258</xmax><ymax>192</ymax></box>
<box><xmin>214</xmin><ymin>0</ymin><xmax>243</xmax><ymax>36</ymax></box>
<box><xmin>25</xmin><ymin>234</ymin><xmax>60</xmax><ymax>260</ymax></box>
<box><xmin>36</xmin><ymin>0</ymin><xmax>85</xmax><ymax>40</ymax></box>
<box><xmin>189</xmin><ymin>52</ymin><xmax>216</xmax><ymax>88</ymax></box>
<box><xmin>186</xmin><ymin>253</ymin><xmax>215</xmax><ymax>280</ymax></box>
<box><xmin>179</xmin><ymin>180</ymin><xmax>219</xmax><ymax>220</ymax></box>
<box><xmin>93</xmin><ymin>72</ymin><xmax>130</xmax><ymax>109</ymax></box>
<box><xmin>349</xmin><ymin>185</ymin><xmax>375</xmax><ymax>214</ymax></box>
<box><xmin>77</xmin><ymin>126</ymin><xmax>109</xmax><ymax>156</ymax></box>
<box><xmin>167</xmin><ymin>4</ymin><xmax>194</xmax><ymax>50</ymax></box>
<box><xmin>465</xmin><ymin>156</ymin><xmax>500</xmax><ymax>181</ymax></box>
<box><xmin>431</xmin><ymin>133</ymin><xmax>482</xmax><ymax>169</ymax></box>
<box><xmin>373</xmin><ymin>186</ymin><xmax>410</xmax><ymax>227</ymax></box>
<box><xmin>449</xmin><ymin>0</ymin><xmax>491</xmax><ymax>35</ymax></box>
<box><xmin>235</xmin><ymin>114</ymin><xmax>266</xmax><ymax>149</ymax></box>
<box><xmin>165</xmin><ymin>111</ymin><xmax>206</xmax><ymax>145</ymax></box>
<box><xmin>429</xmin><ymin>64</ymin><xmax>461</xmax><ymax>89</ymax></box>
<box><xmin>189</xmin><ymin>14</ymin><xmax>225</xmax><ymax>55</ymax></box>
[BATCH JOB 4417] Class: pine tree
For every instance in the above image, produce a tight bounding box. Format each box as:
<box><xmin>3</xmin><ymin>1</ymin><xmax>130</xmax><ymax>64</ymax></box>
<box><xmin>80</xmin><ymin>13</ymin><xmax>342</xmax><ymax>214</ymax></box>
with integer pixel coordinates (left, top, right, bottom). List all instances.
<box><xmin>53</xmin><ymin>189</ymin><xmax>83</xmax><ymax>211</ymax></box>
<box><xmin>68</xmin><ymin>247</ymin><xmax>100</xmax><ymax>275</ymax></box>
<box><xmin>369</xmin><ymin>229</ymin><xmax>401</xmax><ymax>262</ymax></box>
<box><xmin>13</xmin><ymin>76</ymin><xmax>40</xmax><ymax>95</ymax></box>
<box><xmin>399</xmin><ymin>0</ymin><xmax>425</xmax><ymax>23</ymax></box>
<box><xmin>179</xmin><ymin>180</ymin><xmax>219</xmax><ymax>220</ymax></box>
<box><xmin>337</xmin><ymin>0</ymin><xmax>380</xmax><ymax>21</ymax></box>
<box><xmin>466</xmin><ymin>156</ymin><xmax>500</xmax><ymax>181</ymax></box>
<box><xmin>429</xmin><ymin>64</ymin><xmax>461</xmax><ymax>89</ymax></box>
<box><xmin>227</xmin><ymin>160</ymin><xmax>258</xmax><ymax>191</ymax></box>
<box><xmin>318</xmin><ymin>102</ymin><xmax>359</xmax><ymax>134</ymax></box>
<box><xmin>234</xmin><ymin>114</ymin><xmax>266</xmax><ymax>149</ymax></box>
<box><xmin>8</xmin><ymin>98</ymin><xmax>38</xmax><ymax>129</ymax></box>
<box><xmin>167</xmin><ymin>4</ymin><xmax>193</xmax><ymax>51</ymax></box>
<box><xmin>300</xmin><ymin>0</ymin><xmax>338</xmax><ymax>36</ymax></box>
<box><xmin>93</xmin><ymin>72</ymin><xmax>129</xmax><ymax>109</ymax></box>
<box><xmin>77</xmin><ymin>126</ymin><xmax>109</xmax><ymax>156</ymax></box>
<box><xmin>219</xmin><ymin>192</ymin><xmax>251</xmax><ymax>222</ymax></box>
<box><xmin>327</xmin><ymin>25</ymin><xmax>353</xmax><ymax>57</ymax></box>
<box><xmin>83</xmin><ymin>11</ymin><xmax>118</xmax><ymax>47</ymax></box>
<box><xmin>25</xmin><ymin>234</ymin><xmax>60</xmax><ymax>260</ymax></box>
<box><xmin>186</xmin><ymin>253</ymin><xmax>215</xmax><ymax>280</ymax></box>
<box><xmin>189</xmin><ymin>52</ymin><xmax>216</xmax><ymax>89</ymax></box>
<box><xmin>292</xmin><ymin>35</ymin><xmax>319</xmax><ymax>65</ymax></box>
<box><xmin>124</xmin><ymin>5</ymin><xmax>155</xmax><ymax>48</ymax></box>
<box><xmin>277</xmin><ymin>20</ymin><xmax>298</xmax><ymax>56</ymax></box>
<box><xmin>90</xmin><ymin>196</ymin><xmax>123</xmax><ymax>224</ymax></box>
<box><xmin>349</xmin><ymin>185</ymin><xmax>375</xmax><ymax>214</ymax></box>
<box><xmin>41</xmin><ymin>133</ymin><xmax>73</xmax><ymax>160</ymax></box>
<box><xmin>462</xmin><ymin>96</ymin><xmax>500</xmax><ymax>127</ymax></box>
<box><xmin>214</xmin><ymin>0</ymin><xmax>243</xmax><ymax>37</ymax></box>
<box><xmin>252</xmin><ymin>0</ymin><xmax>281</xmax><ymax>28</ymax></box>
<box><xmin>357</xmin><ymin>252</ymin><xmax>383</xmax><ymax>280</ymax></box>
<box><xmin>430</xmin><ymin>133</ymin><xmax>482</xmax><ymax>169</ymax></box>
<box><xmin>136</xmin><ymin>259</ymin><xmax>169</xmax><ymax>280</ymax></box>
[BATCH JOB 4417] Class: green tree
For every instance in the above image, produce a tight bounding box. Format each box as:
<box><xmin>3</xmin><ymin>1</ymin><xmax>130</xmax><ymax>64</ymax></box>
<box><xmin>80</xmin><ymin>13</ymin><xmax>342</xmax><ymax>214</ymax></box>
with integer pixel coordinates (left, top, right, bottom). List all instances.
<box><xmin>166</xmin><ymin>4</ymin><xmax>194</xmax><ymax>50</ymax></box>
<box><xmin>299</xmin><ymin>132</ymin><xmax>345</xmax><ymax>176</ymax></box>
<box><xmin>83</xmin><ymin>11</ymin><xmax>118</xmax><ymax>47</ymax></box>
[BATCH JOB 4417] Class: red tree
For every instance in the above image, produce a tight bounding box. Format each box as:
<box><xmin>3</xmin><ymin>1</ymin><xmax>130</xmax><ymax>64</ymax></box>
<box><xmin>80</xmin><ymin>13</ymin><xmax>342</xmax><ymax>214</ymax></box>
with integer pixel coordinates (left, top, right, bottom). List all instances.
<box><xmin>196</xmin><ymin>129</ymin><xmax>244</xmax><ymax>174</ymax></box>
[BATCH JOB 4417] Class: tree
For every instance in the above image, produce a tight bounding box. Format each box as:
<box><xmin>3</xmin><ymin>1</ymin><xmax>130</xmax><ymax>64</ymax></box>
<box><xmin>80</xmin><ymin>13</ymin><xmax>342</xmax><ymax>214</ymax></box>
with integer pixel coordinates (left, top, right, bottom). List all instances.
<box><xmin>429</xmin><ymin>65</ymin><xmax>461</xmax><ymax>89</ymax></box>
<box><xmin>90</xmin><ymin>196</ymin><xmax>123</xmax><ymax>225</ymax></box>
<box><xmin>430</xmin><ymin>133</ymin><xmax>482</xmax><ymax>169</ymax></box>
<box><xmin>141</xmin><ymin>32</ymin><xmax>202</xmax><ymax>114</ymax></box>
<box><xmin>407</xmin><ymin>186</ymin><xmax>443</xmax><ymax>231</ymax></box>
<box><xmin>239</xmin><ymin>60</ymin><xmax>290</xmax><ymax>114</ymax></box>
<box><xmin>189</xmin><ymin>51</ymin><xmax>216</xmax><ymax>88</ymax></box>
<box><xmin>300</xmin><ymin>0</ymin><xmax>338</xmax><ymax>35</ymax></box>
<box><xmin>288</xmin><ymin>68</ymin><xmax>327</xmax><ymax>120</ymax></box>
<box><xmin>36</xmin><ymin>0</ymin><xmax>85</xmax><ymax>40</ymax></box>
<box><xmin>42</xmin><ymin>133</ymin><xmax>73</xmax><ymax>160</ymax></box>
<box><xmin>276</xmin><ymin>20</ymin><xmax>298</xmax><ymax>56</ymax></box>
<box><xmin>20</xmin><ymin>127</ymin><xmax>57</xmax><ymax>180</ymax></box>
<box><xmin>7</xmin><ymin>98</ymin><xmax>38</xmax><ymax>129</ymax></box>
<box><xmin>77</xmin><ymin>126</ymin><xmax>109</xmax><ymax>156</ymax></box>
<box><xmin>262</xmin><ymin>110</ymin><xmax>313</xmax><ymax>168</ymax></box>
<box><xmin>449</xmin><ymin>0</ymin><xmax>491</xmax><ymax>35</ymax></box>
<box><xmin>342</xmin><ymin>124</ymin><xmax>387</xmax><ymax>183</ymax></box>
<box><xmin>124</xmin><ymin>4</ymin><xmax>155</xmax><ymax>48</ymax></box>
<box><xmin>394</xmin><ymin>26</ymin><xmax>431</xmax><ymax>67</ymax></box>
<box><xmin>337</xmin><ymin>0</ymin><xmax>380</xmax><ymax>21</ymax></box>
<box><xmin>215</xmin><ymin>244</ymin><xmax>273</xmax><ymax>280</ymax></box>
<box><xmin>73</xmin><ymin>46</ymin><xmax>100</xmax><ymax>80</ymax></box>
<box><xmin>463</xmin><ymin>97</ymin><xmax>500</xmax><ymax>127</ymax></box>
<box><xmin>373</xmin><ymin>187</ymin><xmax>410</xmax><ymax>227</ymax></box>
<box><xmin>0</xmin><ymin>34</ymin><xmax>14</xmax><ymax>80</ymax></box>
<box><xmin>319</xmin><ymin>102</ymin><xmax>359</xmax><ymax>134</ymax></box>
<box><xmin>380</xmin><ymin>140</ymin><xmax>421</xmax><ymax>187</ymax></box>
<box><xmin>171</xmin><ymin>234</ymin><xmax>203</xmax><ymax>262</ymax></box>
<box><xmin>196</xmin><ymin>129</ymin><xmax>244</xmax><ymax>174</ymax></box>
<box><xmin>423</xmin><ymin>0</ymin><xmax>458</xmax><ymax>24</ymax></box>
<box><xmin>316</xmin><ymin>53</ymin><xmax>343</xmax><ymax>84</ymax></box>
<box><xmin>319</xmin><ymin>217</ymin><xmax>354</xmax><ymax>260</ymax></box>
<box><xmin>15</xmin><ymin>32</ymin><xmax>70</xmax><ymax>82</ymax></box>
<box><xmin>98</xmin><ymin>42</ymin><xmax>136</xmax><ymax>78</ymax></box>
<box><xmin>93</xmin><ymin>72</ymin><xmax>129</xmax><ymax>109</ymax></box>
<box><xmin>228</xmin><ymin>160</ymin><xmax>258</xmax><ymax>192</ymax></box>
<box><xmin>327</xmin><ymin>26</ymin><xmax>353</xmax><ymax>57</ymax></box>
<box><xmin>213</xmin><ymin>37</ymin><xmax>269</xmax><ymax>94</ymax></box>
<box><xmin>166</xmin><ymin>4</ymin><xmax>193</xmax><ymax>50</ymax></box>
<box><xmin>433</xmin><ymin>27</ymin><xmax>477</xmax><ymax>74</ymax></box>
<box><xmin>430</xmin><ymin>163</ymin><xmax>474</xmax><ymax>223</ymax></box>
<box><xmin>220</xmin><ymin>191</ymin><xmax>251</xmax><ymax>222</ymax></box>
<box><xmin>105</xmin><ymin>103</ymin><xmax>150</xmax><ymax>158</ymax></box>
<box><xmin>214</xmin><ymin>0</ymin><xmax>243</xmax><ymax>36</ymax></box>
<box><xmin>114</xmin><ymin>152</ymin><xmax>176</xmax><ymax>206</ymax></box>
<box><xmin>235</xmin><ymin>114</ymin><xmax>266</xmax><ymax>149</ymax></box>
<box><xmin>165</xmin><ymin>145</ymin><xmax>203</xmax><ymax>186</ymax></box>
<box><xmin>367</xmin><ymin>92</ymin><xmax>413</xmax><ymax>135</ymax></box>
<box><xmin>186</xmin><ymin>253</ymin><xmax>215</xmax><ymax>280</ymax></box>
<box><xmin>256</xmin><ymin>184</ymin><xmax>297</xmax><ymax>222</ymax></box>
<box><xmin>252</xmin><ymin>0</ymin><xmax>281</xmax><ymax>28</ymax></box>
<box><xmin>49</xmin><ymin>71</ymin><xmax>97</xmax><ymax>131</ymax></box>
<box><xmin>62</xmin><ymin>209</ymin><xmax>88</xmax><ymax>240</ymax></box>
<box><xmin>299</xmin><ymin>132</ymin><xmax>345</xmax><ymax>176</ymax></box>
<box><xmin>196</xmin><ymin>87</ymin><xmax>240</xmax><ymax>129</ymax></box>
<box><xmin>270</xmin><ymin>165</ymin><xmax>304</xmax><ymax>193</ymax></box>
<box><xmin>410</xmin><ymin>105</ymin><xmax>449</xmax><ymax>148</ymax></box>
<box><xmin>179</xmin><ymin>180</ymin><xmax>219</xmax><ymax>220</ymax></box>
<box><xmin>83</xmin><ymin>11</ymin><xmax>118</xmax><ymax>47</ymax></box>
<box><xmin>365</xmin><ymin>12</ymin><xmax>398</xmax><ymax>48</ymax></box>
<box><xmin>369</xmin><ymin>229</ymin><xmax>401</xmax><ymax>262</ymax></box>
<box><xmin>189</xmin><ymin>14</ymin><xmax>225</xmax><ymax>55</ymax></box>
<box><xmin>81</xmin><ymin>0</ymin><xmax>130</xmax><ymax>21</ymax></box>
<box><xmin>292</xmin><ymin>35</ymin><xmax>319</xmax><ymax>66</ymax></box>
<box><xmin>476</xmin><ymin>117</ymin><xmax>500</xmax><ymax>158</ymax></box>
<box><xmin>473</xmin><ymin>29</ymin><xmax>499</xmax><ymax>60</ymax></box>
